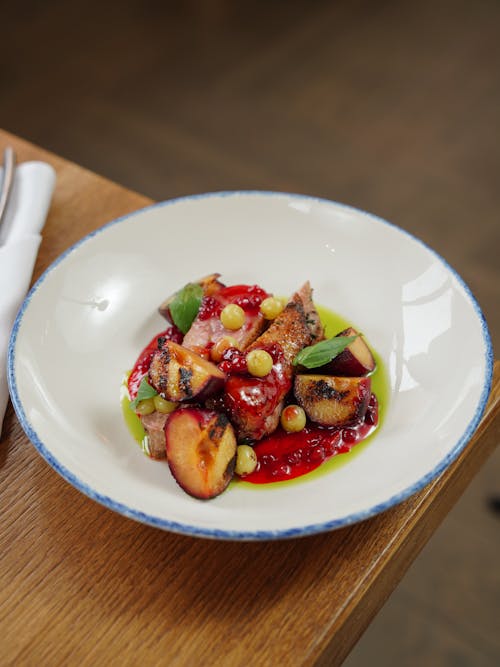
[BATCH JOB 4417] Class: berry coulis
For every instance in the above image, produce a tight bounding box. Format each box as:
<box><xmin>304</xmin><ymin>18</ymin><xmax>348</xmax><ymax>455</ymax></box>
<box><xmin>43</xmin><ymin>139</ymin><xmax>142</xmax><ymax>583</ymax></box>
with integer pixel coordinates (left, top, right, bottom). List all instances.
<box><xmin>243</xmin><ymin>393</ymin><xmax>378</xmax><ymax>483</ymax></box>
<box><xmin>198</xmin><ymin>284</ymin><xmax>268</xmax><ymax>321</ymax></box>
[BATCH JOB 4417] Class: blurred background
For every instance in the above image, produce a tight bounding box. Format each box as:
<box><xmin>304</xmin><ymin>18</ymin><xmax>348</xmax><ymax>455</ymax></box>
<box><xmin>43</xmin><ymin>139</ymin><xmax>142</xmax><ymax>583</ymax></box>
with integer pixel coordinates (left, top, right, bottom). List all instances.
<box><xmin>2</xmin><ymin>0</ymin><xmax>499</xmax><ymax>663</ymax></box>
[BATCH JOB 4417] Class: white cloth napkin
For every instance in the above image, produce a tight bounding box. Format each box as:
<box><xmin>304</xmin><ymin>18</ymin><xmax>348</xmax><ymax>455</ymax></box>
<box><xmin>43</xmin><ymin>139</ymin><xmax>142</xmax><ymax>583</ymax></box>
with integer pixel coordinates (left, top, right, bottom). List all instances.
<box><xmin>0</xmin><ymin>161</ymin><xmax>56</xmax><ymax>429</ymax></box>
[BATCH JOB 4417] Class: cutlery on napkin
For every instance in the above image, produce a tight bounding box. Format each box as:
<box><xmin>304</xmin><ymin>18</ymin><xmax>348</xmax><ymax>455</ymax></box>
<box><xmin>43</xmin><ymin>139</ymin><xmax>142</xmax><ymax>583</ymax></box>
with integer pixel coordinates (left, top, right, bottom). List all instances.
<box><xmin>0</xmin><ymin>157</ymin><xmax>56</xmax><ymax>430</ymax></box>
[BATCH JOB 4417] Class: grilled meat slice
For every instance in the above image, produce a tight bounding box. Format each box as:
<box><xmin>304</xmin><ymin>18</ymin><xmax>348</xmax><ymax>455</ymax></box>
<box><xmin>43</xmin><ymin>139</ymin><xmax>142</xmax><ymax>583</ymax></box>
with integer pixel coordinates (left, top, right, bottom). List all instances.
<box><xmin>183</xmin><ymin>312</ymin><xmax>266</xmax><ymax>359</ymax></box>
<box><xmin>295</xmin><ymin>281</ymin><xmax>324</xmax><ymax>343</ymax></box>
<box><xmin>247</xmin><ymin>281</ymin><xmax>323</xmax><ymax>362</ymax></box>
<box><xmin>223</xmin><ymin>282</ymin><xmax>322</xmax><ymax>442</ymax></box>
<box><xmin>182</xmin><ymin>284</ymin><xmax>269</xmax><ymax>358</ymax></box>
<box><xmin>140</xmin><ymin>411</ymin><xmax>169</xmax><ymax>459</ymax></box>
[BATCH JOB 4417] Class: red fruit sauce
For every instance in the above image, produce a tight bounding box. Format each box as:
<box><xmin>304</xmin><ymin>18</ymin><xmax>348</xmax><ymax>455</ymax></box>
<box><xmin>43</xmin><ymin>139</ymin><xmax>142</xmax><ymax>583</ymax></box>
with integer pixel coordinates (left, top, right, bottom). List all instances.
<box><xmin>243</xmin><ymin>394</ymin><xmax>378</xmax><ymax>484</ymax></box>
<box><xmin>198</xmin><ymin>284</ymin><xmax>268</xmax><ymax>320</ymax></box>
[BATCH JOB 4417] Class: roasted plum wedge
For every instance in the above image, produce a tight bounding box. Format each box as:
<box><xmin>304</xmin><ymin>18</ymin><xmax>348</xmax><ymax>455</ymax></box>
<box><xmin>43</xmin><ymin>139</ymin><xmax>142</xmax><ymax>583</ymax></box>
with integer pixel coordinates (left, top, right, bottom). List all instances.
<box><xmin>165</xmin><ymin>408</ymin><xmax>237</xmax><ymax>499</ymax></box>
<box><xmin>316</xmin><ymin>327</ymin><xmax>376</xmax><ymax>377</ymax></box>
<box><xmin>149</xmin><ymin>341</ymin><xmax>226</xmax><ymax>403</ymax></box>
<box><xmin>294</xmin><ymin>374</ymin><xmax>371</xmax><ymax>427</ymax></box>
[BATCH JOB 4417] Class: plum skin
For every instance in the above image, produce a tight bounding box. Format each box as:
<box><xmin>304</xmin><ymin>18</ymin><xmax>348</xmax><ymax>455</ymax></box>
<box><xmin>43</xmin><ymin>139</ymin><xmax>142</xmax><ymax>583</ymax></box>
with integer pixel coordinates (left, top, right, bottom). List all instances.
<box><xmin>165</xmin><ymin>408</ymin><xmax>237</xmax><ymax>500</ymax></box>
<box><xmin>318</xmin><ymin>328</ymin><xmax>376</xmax><ymax>377</ymax></box>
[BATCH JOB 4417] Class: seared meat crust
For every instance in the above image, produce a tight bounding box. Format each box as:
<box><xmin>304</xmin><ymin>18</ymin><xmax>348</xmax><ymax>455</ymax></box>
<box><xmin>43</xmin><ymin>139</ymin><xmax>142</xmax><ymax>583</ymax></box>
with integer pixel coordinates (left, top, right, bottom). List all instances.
<box><xmin>224</xmin><ymin>282</ymin><xmax>322</xmax><ymax>442</ymax></box>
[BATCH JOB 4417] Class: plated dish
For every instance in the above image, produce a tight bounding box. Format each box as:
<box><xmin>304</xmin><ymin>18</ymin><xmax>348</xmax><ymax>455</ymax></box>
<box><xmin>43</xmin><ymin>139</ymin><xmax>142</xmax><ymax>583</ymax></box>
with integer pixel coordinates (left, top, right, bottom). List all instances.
<box><xmin>125</xmin><ymin>274</ymin><xmax>381</xmax><ymax>499</ymax></box>
<box><xmin>8</xmin><ymin>191</ymin><xmax>493</xmax><ymax>539</ymax></box>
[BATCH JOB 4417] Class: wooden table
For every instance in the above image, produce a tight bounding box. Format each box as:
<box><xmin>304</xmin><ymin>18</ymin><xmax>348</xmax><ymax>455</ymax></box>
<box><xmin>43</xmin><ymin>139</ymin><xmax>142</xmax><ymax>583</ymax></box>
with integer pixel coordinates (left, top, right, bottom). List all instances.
<box><xmin>1</xmin><ymin>129</ymin><xmax>499</xmax><ymax>666</ymax></box>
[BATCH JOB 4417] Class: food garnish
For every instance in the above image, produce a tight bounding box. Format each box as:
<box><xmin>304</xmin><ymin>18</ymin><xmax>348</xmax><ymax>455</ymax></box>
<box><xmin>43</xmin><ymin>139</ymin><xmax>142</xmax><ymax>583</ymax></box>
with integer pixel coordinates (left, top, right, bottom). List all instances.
<box><xmin>293</xmin><ymin>335</ymin><xmax>359</xmax><ymax>369</ymax></box>
<box><xmin>168</xmin><ymin>282</ymin><xmax>204</xmax><ymax>334</ymax></box>
<box><xmin>129</xmin><ymin>376</ymin><xmax>158</xmax><ymax>410</ymax></box>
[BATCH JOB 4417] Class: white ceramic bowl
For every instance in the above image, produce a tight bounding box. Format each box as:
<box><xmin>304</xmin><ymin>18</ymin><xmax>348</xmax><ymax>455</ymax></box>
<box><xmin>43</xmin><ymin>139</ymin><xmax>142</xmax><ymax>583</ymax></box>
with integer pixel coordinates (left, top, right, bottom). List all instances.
<box><xmin>8</xmin><ymin>192</ymin><xmax>493</xmax><ymax>539</ymax></box>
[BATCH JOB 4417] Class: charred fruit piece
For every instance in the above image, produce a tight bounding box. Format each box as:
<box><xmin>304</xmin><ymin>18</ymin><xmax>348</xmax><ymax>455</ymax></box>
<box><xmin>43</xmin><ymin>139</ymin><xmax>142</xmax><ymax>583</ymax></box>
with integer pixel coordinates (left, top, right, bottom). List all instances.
<box><xmin>127</xmin><ymin>326</ymin><xmax>183</xmax><ymax>401</ymax></box>
<box><xmin>158</xmin><ymin>273</ymin><xmax>224</xmax><ymax>322</ymax></box>
<box><xmin>294</xmin><ymin>375</ymin><xmax>371</xmax><ymax>427</ymax></box>
<box><xmin>197</xmin><ymin>273</ymin><xmax>226</xmax><ymax>295</ymax></box>
<box><xmin>319</xmin><ymin>328</ymin><xmax>376</xmax><ymax>377</ymax></box>
<box><xmin>165</xmin><ymin>408</ymin><xmax>237</xmax><ymax>499</ymax></box>
<box><xmin>149</xmin><ymin>341</ymin><xmax>226</xmax><ymax>402</ymax></box>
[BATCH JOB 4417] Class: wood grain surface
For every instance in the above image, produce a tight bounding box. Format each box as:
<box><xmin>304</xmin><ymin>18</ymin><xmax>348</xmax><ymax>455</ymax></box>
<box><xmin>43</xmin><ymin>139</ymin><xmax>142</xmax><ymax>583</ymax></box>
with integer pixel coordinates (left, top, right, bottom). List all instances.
<box><xmin>1</xmin><ymin>129</ymin><xmax>499</xmax><ymax>667</ymax></box>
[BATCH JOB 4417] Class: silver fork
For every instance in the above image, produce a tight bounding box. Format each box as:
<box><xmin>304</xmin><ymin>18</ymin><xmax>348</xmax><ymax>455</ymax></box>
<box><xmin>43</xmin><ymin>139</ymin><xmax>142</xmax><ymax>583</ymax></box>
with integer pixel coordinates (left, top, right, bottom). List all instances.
<box><xmin>0</xmin><ymin>147</ymin><xmax>16</xmax><ymax>236</ymax></box>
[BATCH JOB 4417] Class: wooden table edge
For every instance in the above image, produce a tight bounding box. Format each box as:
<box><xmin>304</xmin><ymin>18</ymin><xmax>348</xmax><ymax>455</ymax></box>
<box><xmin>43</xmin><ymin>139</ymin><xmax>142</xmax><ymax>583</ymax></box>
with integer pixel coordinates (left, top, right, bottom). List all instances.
<box><xmin>310</xmin><ymin>360</ymin><xmax>500</xmax><ymax>665</ymax></box>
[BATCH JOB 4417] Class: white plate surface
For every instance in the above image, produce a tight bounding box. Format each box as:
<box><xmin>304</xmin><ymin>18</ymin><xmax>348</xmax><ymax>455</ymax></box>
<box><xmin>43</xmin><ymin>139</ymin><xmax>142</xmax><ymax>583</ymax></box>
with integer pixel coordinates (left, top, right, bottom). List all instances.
<box><xmin>8</xmin><ymin>192</ymin><xmax>493</xmax><ymax>539</ymax></box>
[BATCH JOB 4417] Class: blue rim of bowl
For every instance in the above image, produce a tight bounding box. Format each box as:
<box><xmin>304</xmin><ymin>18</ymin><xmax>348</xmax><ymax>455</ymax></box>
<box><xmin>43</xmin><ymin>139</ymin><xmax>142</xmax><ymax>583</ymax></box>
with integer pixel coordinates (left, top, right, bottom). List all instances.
<box><xmin>7</xmin><ymin>191</ymin><xmax>494</xmax><ymax>540</ymax></box>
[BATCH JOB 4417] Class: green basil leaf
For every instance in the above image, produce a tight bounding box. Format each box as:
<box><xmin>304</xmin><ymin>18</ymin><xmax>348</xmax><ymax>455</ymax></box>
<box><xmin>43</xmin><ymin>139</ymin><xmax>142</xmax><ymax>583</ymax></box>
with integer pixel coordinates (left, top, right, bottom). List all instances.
<box><xmin>130</xmin><ymin>376</ymin><xmax>158</xmax><ymax>409</ymax></box>
<box><xmin>169</xmin><ymin>282</ymin><xmax>204</xmax><ymax>334</ymax></box>
<box><xmin>293</xmin><ymin>335</ymin><xmax>358</xmax><ymax>369</ymax></box>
